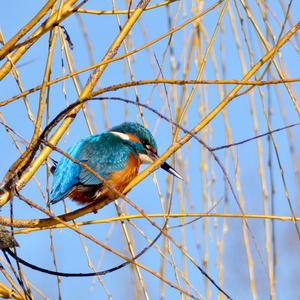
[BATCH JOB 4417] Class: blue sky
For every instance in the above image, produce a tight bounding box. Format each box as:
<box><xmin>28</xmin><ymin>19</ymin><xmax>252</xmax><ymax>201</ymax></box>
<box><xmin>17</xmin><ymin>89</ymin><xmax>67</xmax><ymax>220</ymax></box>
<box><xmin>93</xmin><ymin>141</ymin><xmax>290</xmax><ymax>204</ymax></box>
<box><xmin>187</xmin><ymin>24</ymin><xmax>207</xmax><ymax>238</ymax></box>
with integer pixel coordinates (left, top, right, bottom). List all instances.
<box><xmin>1</xmin><ymin>1</ymin><xmax>300</xmax><ymax>299</ymax></box>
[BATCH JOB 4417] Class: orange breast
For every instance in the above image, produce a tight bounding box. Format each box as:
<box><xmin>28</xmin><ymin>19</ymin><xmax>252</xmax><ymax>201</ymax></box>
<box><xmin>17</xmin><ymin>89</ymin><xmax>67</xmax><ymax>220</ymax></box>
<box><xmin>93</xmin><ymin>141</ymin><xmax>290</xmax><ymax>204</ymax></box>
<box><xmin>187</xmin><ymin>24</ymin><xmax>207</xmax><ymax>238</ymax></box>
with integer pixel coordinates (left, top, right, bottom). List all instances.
<box><xmin>69</xmin><ymin>152</ymin><xmax>141</xmax><ymax>205</ymax></box>
<box><xmin>104</xmin><ymin>152</ymin><xmax>141</xmax><ymax>198</ymax></box>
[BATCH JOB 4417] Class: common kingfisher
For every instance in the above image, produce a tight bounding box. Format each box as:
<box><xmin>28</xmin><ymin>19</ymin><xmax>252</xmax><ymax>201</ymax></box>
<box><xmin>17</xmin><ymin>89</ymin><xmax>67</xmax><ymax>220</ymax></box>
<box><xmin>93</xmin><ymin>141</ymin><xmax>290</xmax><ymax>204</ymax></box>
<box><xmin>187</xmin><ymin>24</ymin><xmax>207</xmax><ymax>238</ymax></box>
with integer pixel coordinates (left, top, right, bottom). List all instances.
<box><xmin>49</xmin><ymin>122</ymin><xmax>182</xmax><ymax>205</ymax></box>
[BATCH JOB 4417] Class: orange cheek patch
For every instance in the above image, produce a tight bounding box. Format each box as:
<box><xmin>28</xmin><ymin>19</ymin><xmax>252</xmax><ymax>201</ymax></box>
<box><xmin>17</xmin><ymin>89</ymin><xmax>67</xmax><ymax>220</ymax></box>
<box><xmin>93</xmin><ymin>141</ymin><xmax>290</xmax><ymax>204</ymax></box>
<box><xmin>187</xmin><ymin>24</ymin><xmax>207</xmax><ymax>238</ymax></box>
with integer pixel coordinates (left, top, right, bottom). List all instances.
<box><xmin>127</xmin><ymin>133</ymin><xmax>141</xmax><ymax>144</ymax></box>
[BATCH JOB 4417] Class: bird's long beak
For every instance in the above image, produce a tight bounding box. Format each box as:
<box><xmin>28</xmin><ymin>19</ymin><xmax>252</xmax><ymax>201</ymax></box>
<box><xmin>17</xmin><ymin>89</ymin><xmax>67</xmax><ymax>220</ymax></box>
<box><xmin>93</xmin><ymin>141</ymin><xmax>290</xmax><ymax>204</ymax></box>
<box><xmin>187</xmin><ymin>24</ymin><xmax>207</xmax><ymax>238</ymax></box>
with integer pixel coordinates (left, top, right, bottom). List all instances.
<box><xmin>147</xmin><ymin>151</ymin><xmax>183</xmax><ymax>180</ymax></box>
<box><xmin>160</xmin><ymin>161</ymin><xmax>183</xmax><ymax>180</ymax></box>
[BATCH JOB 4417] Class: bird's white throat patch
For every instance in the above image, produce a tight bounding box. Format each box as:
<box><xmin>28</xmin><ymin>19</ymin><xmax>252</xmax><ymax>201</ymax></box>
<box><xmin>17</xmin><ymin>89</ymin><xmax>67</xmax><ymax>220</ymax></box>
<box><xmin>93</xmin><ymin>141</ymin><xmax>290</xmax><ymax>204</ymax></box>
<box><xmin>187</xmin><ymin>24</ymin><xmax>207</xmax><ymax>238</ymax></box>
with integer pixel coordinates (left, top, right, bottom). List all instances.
<box><xmin>111</xmin><ymin>131</ymin><xmax>130</xmax><ymax>140</ymax></box>
<box><xmin>138</xmin><ymin>153</ymin><xmax>154</xmax><ymax>164</ymax></box>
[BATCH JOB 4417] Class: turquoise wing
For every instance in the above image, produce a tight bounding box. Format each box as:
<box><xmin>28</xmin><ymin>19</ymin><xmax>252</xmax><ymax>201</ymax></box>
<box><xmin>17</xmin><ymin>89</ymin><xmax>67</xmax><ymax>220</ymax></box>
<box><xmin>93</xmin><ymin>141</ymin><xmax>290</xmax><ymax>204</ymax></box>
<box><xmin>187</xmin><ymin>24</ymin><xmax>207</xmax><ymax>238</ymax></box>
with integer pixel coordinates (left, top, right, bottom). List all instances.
<box><xmin>78</xmin><ymin>133</ymin><xmax>132</xmax><ymax>185</ymax></box>
<box><xmin>49</xmin><ymin>133</ymin><xmax>132</xmax><ymax>204</ymax></box>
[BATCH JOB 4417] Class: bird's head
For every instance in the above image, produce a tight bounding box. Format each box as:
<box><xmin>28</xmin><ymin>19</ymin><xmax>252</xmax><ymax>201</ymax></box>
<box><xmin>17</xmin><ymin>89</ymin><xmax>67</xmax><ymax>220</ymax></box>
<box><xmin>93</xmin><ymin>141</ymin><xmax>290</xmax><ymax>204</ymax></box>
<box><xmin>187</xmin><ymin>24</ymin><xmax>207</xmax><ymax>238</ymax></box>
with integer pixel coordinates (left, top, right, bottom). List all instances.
<box><xmin>109</xmin><ymin>122</ymin><xmax>182</xmax><ymax>180</ymax></box>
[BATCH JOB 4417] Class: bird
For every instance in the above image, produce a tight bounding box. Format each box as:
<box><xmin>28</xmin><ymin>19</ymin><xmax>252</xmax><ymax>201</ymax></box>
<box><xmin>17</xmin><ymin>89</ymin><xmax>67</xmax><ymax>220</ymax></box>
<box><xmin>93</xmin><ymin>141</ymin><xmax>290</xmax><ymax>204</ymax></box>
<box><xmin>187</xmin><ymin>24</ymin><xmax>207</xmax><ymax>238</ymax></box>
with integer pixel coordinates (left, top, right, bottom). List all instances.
<box><xmin>49</xmin><ymin>122</ymin><xmax>182</xmax><ymax>206</ymax></box>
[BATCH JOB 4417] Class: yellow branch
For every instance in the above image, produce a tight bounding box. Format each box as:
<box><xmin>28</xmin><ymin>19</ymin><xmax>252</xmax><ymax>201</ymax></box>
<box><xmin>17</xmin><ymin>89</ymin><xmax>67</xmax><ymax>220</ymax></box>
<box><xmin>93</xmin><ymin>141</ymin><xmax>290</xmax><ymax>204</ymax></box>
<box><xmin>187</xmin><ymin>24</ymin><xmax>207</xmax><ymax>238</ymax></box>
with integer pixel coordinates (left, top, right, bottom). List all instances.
<box><xmin>0</xmin><ymin>0</ymin><xmax>79</xmax><ymax>81</ymax></box>
<box><xmin>2</xmin><ymin>78</ymin><xmax>300</xmax><ymax>108</ymax></box>
<box><xmin>0</xmin><ymin>282</ymin><xmax>25</xmax><ymax>300</ymax></box>
<box><xmin>0</xmin><ymin>0</ymin><xmax>57</xmax><ymax>59</ymax></box>
<box><xmin>0</xmin><ymin>213</ymin><xmax>298</xmax><ymax>233</ymax></box>
<box><xmin>78</xmin><ymin>0</ymin><xmax>178</xmax><ymax>15</ymax></box>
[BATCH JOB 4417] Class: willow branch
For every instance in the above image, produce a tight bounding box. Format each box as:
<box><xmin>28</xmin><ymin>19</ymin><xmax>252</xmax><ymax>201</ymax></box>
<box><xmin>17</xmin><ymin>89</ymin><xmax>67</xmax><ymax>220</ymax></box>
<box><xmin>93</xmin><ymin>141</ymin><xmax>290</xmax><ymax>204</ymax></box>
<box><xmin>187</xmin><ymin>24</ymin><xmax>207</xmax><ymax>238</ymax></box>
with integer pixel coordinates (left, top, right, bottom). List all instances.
<box><xmin>0</xmin><ymin>0</ymin><xmax>57</xmax><ymax>60</ymax></box>
<box><xmin>0</xmin><ymin>0</ymin><xmax>82</xmax><ymax>80</ymax></box>
<box><xmin>0</xmin><ymin>213</ymin><xmax>297</xmax><ymax>232</ymax></box>
<box><xmin>77</xmin><ymin>0</ymin><xmax>178</xmax><ymax>15</ymax></box>
<box><xmin>2</xmin><ymin>78</ymin><xmax>300</xmax><ymax>108</ymax></box>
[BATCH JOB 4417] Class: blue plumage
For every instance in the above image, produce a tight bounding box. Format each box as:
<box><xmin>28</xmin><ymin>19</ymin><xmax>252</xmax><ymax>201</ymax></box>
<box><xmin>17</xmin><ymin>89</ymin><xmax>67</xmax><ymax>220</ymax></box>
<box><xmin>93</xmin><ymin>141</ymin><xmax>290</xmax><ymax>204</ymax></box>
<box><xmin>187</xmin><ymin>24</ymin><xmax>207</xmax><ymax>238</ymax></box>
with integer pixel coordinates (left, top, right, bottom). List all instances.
<box><xmin>50</xmin><ymin>133</ymin><xmax>133</xmax><ymax>203</ymax></box>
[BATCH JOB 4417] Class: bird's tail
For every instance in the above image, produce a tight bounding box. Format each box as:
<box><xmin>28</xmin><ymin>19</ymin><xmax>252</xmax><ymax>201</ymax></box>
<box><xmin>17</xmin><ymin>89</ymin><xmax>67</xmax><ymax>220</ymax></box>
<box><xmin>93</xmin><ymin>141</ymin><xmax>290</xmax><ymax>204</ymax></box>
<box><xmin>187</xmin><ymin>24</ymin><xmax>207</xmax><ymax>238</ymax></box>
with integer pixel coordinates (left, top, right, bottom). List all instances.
<box><xmin>48</xmin><ymin>157</ymin><xmax>58</xmax><ymax>174</ymax></box>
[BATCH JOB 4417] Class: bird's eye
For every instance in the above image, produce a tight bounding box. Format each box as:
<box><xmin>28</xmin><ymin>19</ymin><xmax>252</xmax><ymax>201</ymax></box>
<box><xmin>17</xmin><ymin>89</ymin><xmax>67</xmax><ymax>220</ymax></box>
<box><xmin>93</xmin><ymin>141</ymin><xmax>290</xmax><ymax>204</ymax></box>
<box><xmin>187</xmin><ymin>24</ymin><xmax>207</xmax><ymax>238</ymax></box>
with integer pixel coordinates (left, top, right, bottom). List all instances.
<box><xmin>144</xmin><ymin>144</ymin><xmax>151</xmax><ymax>150</ymax></box>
